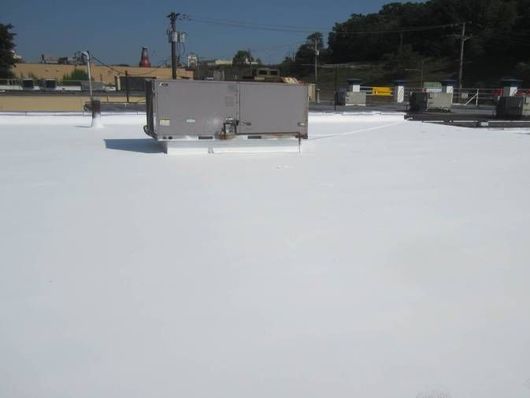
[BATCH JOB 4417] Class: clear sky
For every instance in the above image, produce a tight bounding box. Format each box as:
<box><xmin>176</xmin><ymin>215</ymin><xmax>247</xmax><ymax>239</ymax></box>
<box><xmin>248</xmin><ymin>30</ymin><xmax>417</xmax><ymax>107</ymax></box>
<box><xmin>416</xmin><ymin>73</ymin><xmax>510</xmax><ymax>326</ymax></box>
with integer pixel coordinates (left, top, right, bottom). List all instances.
<box><xmin>3</xmin><ymin>0</ymin><xmax>417</xmax><ymax>65</ymax></box>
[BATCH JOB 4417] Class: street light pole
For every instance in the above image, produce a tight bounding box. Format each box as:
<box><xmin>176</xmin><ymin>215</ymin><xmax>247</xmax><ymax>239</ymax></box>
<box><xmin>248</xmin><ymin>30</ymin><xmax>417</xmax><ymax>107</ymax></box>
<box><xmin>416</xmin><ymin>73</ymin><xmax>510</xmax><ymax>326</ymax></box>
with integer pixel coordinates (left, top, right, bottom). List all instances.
<box><xmin>81</xmin><ymin>50</ymin><xmax>93</xmax><ymax>101</ymax></box>
<box><xmin>80</xmin><ymin>50</ymin><xmax>101</xmax><ymax>128</ymax></box>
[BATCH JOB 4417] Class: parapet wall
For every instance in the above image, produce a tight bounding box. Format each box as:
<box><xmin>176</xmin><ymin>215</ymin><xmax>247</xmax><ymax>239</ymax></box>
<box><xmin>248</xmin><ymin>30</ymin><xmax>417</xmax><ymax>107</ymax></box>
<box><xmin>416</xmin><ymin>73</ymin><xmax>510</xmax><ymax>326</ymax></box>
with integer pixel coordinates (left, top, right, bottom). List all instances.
<box><xmin>0</xmin><ymin>94</ymin><xmax>145</xmax><ymax>112</ymax></box>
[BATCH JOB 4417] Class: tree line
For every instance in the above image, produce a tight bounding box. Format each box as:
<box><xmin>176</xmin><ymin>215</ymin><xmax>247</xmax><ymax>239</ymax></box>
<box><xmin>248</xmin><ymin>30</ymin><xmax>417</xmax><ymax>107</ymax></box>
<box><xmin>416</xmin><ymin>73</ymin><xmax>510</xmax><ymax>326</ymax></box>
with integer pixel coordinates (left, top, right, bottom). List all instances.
<box><xmin>0</xmin><ymin>23</ymin><xmax>16</xmax><ymax>78</ymax></box>
<box><xmin>281</xmin><ymin>0</ymin><xmax>530</xmax><ymax>86</ymax></box>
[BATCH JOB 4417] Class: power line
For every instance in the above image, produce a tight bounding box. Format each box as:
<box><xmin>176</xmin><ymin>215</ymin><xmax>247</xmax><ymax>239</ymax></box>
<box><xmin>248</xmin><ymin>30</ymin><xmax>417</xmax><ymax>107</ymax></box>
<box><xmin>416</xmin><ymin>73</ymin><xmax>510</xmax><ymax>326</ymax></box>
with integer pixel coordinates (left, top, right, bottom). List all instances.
<box><xmin>90</xmin><ymin>54</ymin><xmax>123</xmax><ymax>74</ymax></box>
<box><xmin>246</xmin><ymin>41</ymin><xmax>306</xmax><ymax>52</ymax></box>
<box><xmin>188</xmin><ymin>15</ymin><xmax>462</xmax><ymax>35</ymax></box>
<box><xmin>188</xmin><ymin>16</ymin><xmax>326</xmax><ymax>33</ymax></box>
<box><xmin>90</xmin><ymin>54</ymin><xmax>167</xmax><ymax>76</ymax></box>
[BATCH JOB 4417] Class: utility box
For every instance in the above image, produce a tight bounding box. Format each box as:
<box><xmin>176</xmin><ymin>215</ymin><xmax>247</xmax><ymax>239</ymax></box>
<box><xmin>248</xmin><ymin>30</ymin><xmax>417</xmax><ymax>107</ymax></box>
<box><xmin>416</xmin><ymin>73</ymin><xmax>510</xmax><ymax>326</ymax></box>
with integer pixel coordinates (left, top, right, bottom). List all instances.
<box><xmin>345</xmin><ymin>91</ymin><xmax>367</xmax><ymax>106</ymax></box>
<box><xmin>428</xmin><ymin>92</ymin><xmax>453</xmax><ymax>111</ymax></box>
<box><xmin>521</xmin><ymin>97</ymin><xmax>530</xmax><ymax>116</ymax></box>
<box><xmin>81</xmin><ymin>81</ymin><xmax>105</xmax><ymax>92</ymax></box>
<box><xmin>21</xmin><ymin>79</ymin><xmax>35</xmax><ymax>90</ymax></box>
<box><xmin>336</xmin><ymin>90</ymin><xmax>367</xmax><ymax>106</ymax></box>
<box><xmin>409</xmin><ymin>92</ymin><xmax>452</xmax><ymax>112</ymax></box>
<box><xmin>496</xmin><ymin>96</ymin><xmax>530</xmax><ymax>119</ymax></box>
<box><xmin>145</xmin><ymin>79</ymin><xmax>308</xmax><ymax>142</ymax></box>
<box><xmin>335</xmin><ymin>79</ymin><xmax>366</xmax><ymax>106</ymax></box>
<box><xmin>409</xmin><ymin>92</ymin><xmax>428</xmax><ymax>112</ymax></box>
<box><xmin>41</xmin><ymin>79</ymin><xmax>57</xmax><ymax>91</ymax></box>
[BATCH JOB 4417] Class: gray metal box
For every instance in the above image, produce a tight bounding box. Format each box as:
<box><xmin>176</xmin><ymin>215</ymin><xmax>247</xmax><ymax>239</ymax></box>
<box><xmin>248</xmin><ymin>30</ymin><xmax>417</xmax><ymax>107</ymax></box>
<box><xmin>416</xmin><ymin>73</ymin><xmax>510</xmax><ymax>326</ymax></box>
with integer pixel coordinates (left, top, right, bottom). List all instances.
<box><xmin>336</xmin><ymin>89</ymin><xmax>366</xmax><ymax>106</ymax></box>
<box><xmin>427</xmin><ymin>92</ymin><xmax>453</xmax><ymax>111</ymax></box>
<box><xmin>496</xmin><ymin>96</ymin><xmax>530</xmax><ymax>119</ymax></box>
<box><xmin>345</xmin><ymin>91</ymin><xmax>367</xmax><ymax>106</ymax></box>
<box><xmin>409</xmin><ymin>92</ymin><xmax>428</xmax><ymax>112</ymax></box>
<box><xmin>409</xmin><ymin>92</ymin><xmax>452</xmax><ymax>112</ymax></box>
<box><xmin>145</xmin><ymin>79</ymin><xmax>308</xmax><ymax>140</ymax></box>
<box><xmin>524</xmin><ymin>96</ymin><xmax>530</xmax><ymax>116</ymax></box>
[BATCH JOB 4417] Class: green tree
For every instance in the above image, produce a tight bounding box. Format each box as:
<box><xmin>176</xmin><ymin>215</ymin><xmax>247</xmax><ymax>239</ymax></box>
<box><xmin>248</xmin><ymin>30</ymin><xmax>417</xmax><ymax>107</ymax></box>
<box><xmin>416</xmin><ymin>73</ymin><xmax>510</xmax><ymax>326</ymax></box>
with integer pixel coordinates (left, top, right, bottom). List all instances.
<box><xmin>295</xmin><ymin>33</ymin><xmax>327</xmax><ymax>64</ymax></box>
<box><xmin>324</xmin><ymin>0</ymin><xmax>530</xmax><ymax>86</ymax></box>
<box><xmin>0</xmin><ymin>23</ymin><xmax>16</xmax><ymax>78</ymax></box>
<box><xmin>288</xmin><ymin>32</ymin><xmax>329</xmax><ymax>77</ymax></box>
<box><xmin>279</xmin><ymin>55</ymin><xmax>296</xmax><ymax>76</ymax></box>
<box><xmin>515</xmin><ymin>61</ymin><xmax>530</xmax><ymax>85</ymax></box>
<box><xmin>232</xmin><ymin>50</ymin><xmax>254</xmax><ymax>66</ymax></box>
<box><xmin>383</xmin><ymin>44</ymin><xmax>422</xmax><ymax>74</ymax></box>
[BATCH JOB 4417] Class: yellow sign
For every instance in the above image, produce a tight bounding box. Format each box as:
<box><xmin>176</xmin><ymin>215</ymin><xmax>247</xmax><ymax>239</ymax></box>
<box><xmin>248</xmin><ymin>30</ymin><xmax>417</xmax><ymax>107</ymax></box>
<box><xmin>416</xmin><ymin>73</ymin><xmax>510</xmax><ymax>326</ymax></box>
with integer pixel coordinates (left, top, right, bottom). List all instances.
<box><xmin>372</xmin><ymin>87</ymin><xmax>393</xmax><ymax>96</ymax></box>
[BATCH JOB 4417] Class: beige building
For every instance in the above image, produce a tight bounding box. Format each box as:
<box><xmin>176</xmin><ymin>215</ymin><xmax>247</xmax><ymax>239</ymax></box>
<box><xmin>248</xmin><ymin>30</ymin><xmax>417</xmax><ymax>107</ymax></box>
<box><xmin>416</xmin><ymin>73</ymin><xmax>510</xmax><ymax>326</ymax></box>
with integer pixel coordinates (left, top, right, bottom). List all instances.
<box><xmin>2</xmin><ymin>63</ymin><xmax>193</xmax><ymax>112</ymax></box>
<box><xmin>11</xmin><ymin>63</ymin><xmax>193</xmax><ymax>84</ymax></box>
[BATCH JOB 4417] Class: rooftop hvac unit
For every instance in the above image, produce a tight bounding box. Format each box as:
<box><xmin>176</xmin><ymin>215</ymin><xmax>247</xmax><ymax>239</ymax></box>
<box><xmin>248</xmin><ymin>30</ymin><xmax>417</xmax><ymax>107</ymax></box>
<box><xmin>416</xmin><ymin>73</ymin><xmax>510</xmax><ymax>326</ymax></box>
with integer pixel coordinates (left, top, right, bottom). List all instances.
<box><xmin>409</xmin><ymin>92</ymin><xmax>452</xmax><ymax>112</ymax></box>
<box><xmin>345</xmin><ymin>91</ymin><xmax>366</xmax><ymax>106</ymax></box>
<box><xmin>41</xmin><ymin>79</ymin><xmax>57</xmax><ymax>90</ymax></box>
<box><xmin>335</xmin><ymin>90</ymin><xmax>367</xmax><ymax>106</ymax></box>
<box><xmin>80</xmin><ymin>81</ymin><xmax>105</xmax><ymax>92</ymax></box>
<box><xmin>21</xmin><ymin>79</ymin><xmax>35</xmax><ymax>90</ymax></box>
<box><xmin>144</xmin><ymin>79</ymin><xmax>308</xmax><ymax>154</ymax></box>
<box><xmin>335</xmin><ymin>79</ymin><xmax>366</xmax><ymax>106</ymax></box>
<box><xmin>496</xmin><ymin>96</ymin><xmax>530</xmax><ymax>119</ymax></box>
<box><xmin>119</xmin><ymin>76</ymin><xmax>154</xmax><ymax>92</ymax></box>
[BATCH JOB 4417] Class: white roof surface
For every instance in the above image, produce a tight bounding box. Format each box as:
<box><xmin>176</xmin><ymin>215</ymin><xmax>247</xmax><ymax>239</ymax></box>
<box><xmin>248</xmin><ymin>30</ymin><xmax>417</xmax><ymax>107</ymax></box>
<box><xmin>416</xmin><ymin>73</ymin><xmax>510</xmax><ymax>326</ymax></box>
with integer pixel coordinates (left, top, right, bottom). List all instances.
<box><xmin>1</xmin><ymin>112</ymin><xmax>530</xmax><ymax>398</ymax></box>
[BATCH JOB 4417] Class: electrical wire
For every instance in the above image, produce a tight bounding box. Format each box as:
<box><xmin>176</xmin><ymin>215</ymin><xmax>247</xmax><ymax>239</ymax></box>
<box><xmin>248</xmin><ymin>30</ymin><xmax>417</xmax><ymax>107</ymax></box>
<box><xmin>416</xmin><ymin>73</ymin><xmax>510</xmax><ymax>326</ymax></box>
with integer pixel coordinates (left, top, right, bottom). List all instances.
<box><xmin>90</xmin><ymin>54</ymin><xmax>123</xmax><ymax>74</ymax></box>
<box><xmin>188</xmin><ymin>16</ymin><xmax>327</xmax><ymax>33</ymax></box>
<box><xmin>188</xmin><ymin>15</ymin><xmax>462</xmax><ymax>35</ymax></box>
<box><xmin>247</xmin><ymin>41</ymin><xmax>307</xmax><ymax>52</ymax></box>
<box><xmin>91</xmin><ymin>53</ymin><xmax>169</xmax><ymax>76</ymax></box>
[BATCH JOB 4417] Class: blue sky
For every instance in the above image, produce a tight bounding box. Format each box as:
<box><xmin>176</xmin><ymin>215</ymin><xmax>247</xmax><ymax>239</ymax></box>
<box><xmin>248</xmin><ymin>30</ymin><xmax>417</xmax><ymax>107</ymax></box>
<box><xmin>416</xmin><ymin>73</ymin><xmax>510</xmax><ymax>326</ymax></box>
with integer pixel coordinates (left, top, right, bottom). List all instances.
<box><xmin>3</xmin><ymin>0</ymin><xmax>418</xmax><ymax>65</ymax></box>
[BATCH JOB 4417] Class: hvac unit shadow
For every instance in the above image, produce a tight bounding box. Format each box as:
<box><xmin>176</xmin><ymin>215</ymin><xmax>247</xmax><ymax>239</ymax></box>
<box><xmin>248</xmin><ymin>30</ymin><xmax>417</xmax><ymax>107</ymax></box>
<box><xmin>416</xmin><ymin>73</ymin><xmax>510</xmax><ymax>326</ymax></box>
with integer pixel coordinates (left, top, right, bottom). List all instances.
<box><xmin>104</xmin><ymin>138</ymin><xmax>162</xmax><ymax>154</ymax></box>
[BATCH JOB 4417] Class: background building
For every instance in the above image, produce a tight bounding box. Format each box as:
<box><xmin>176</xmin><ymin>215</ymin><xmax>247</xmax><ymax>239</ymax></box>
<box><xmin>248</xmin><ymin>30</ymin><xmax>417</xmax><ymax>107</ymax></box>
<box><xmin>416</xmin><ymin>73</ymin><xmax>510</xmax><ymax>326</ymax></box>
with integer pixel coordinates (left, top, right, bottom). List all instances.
<box><xmin>11</xmin><ymin>63</ymin><xmax>193</xmax><ymax>85</ymax></box>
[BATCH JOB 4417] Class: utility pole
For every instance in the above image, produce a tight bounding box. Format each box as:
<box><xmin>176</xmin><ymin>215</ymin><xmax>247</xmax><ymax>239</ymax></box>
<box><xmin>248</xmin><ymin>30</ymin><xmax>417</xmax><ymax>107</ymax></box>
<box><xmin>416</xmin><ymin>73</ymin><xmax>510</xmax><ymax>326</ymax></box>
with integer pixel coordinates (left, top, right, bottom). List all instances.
<box><xmin>168</xmin><ymin>12</ymin><xmax>179</xmax><ymax>79</ymax></box>
<box><xmin>420</xmin><ymin>59</ymin><xmax>425</xmax><ymax>88</ymax></box>
<box><xmin>458</xmin><ymin>22</ymin><xmax>471</xmax><ymax>90</ymax></box>
<box><xmin>167</xmin><ymin>12</ymin><xmax>187</xmax><ymax>79</ymax></box>
<box><xmin>334</xmin><ymin>65</ymin><xmax>338</xmax><ymax>111</ymax></box>
<box><xmin>314</xmin><ymin>38</ymin><xmax>320</xmax><ymax>104</ymax></box>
